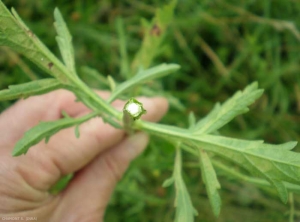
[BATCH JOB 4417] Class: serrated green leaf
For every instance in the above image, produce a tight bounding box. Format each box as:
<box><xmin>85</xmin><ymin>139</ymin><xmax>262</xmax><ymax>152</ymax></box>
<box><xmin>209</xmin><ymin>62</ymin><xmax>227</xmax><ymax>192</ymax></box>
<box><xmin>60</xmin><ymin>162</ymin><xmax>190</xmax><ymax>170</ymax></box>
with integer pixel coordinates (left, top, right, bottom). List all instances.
<box><xmin>193</xmin><ymin>82</ymin><xmax>264</xmax><ymax>134</ymax></box>
<box><xmin>171</xmin><ymin>145</ymin><xmax>198</xmax><ymax>222</ymax></box>
<box><xmin>0</xmin><ymin>2</ymin><xmax>70</xmax><ymax>82</ymax></box>
<box><xmin>140</xmin><ymin>119</ymin><xmax>299</xmax><ymax>203</ymax></box>
<box><xmin>54</xmin><ymin>8</ymin><xmax>76</xmax><ymax>75</ymax></box>
<box><xmin>0</xmin><ymin>79</ymin><xmax>62</xmax><ymax>101</ymax></box>
<box><xmin>198</xmin><ymin>149</ymin><xmax>221</xmax><ymax>216</ymax></box>
<box><xmin>108</xmin><ymin>63</ymin><xmax>180</xmax><ymax>102</ymax></box>
<box><xmin>131</xmin><ymin>0</ymin><xmax>177</xmax><ymax>72</ymax></box>
<box><xmin>188</xmin><ymin>135</ymin><xmax>299</xmax><ymax>203</ymax></box>
<box><xmin>12</xmin><ymin>112</ymin><xmax>99</xmax><ymax>156</ymax></box>
<box><xmin>243</xmin><ymin>153</ymin><xmax>289</xmax><ymax>203</ymax></box>
<box><xmin>212</xmin><ymin>159</ymin><xmax>300</xmax><ymax>194</ymax></box>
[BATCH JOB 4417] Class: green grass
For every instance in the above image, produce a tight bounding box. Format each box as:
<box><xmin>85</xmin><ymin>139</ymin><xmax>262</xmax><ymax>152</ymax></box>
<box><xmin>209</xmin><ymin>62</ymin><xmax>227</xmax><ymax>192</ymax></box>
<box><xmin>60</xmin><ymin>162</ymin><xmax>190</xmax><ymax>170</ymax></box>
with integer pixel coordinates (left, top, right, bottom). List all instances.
<box><xmin>0</xmin><ymin>0</ymin><xmax>299</xmax><ymax>221</ymax></box>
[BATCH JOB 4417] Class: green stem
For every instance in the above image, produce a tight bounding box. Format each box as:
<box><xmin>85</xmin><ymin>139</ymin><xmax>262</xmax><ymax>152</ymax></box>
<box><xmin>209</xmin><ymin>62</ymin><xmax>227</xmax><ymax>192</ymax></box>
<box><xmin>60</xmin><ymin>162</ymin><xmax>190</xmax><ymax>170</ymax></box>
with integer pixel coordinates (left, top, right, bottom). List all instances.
<box><xmin>123</xmin><ymin>111</ymin><xmax>134</xmax><ymax>135</ymax></box>
<box><xmin>71</xmin><ymin>80</ymin><xmax>121</xmax><ymax>119</ymax></box>
<box><xmin>136</xmin><ymin>121</ymin><xmax>192</xmax><ymax>139</ymax></box>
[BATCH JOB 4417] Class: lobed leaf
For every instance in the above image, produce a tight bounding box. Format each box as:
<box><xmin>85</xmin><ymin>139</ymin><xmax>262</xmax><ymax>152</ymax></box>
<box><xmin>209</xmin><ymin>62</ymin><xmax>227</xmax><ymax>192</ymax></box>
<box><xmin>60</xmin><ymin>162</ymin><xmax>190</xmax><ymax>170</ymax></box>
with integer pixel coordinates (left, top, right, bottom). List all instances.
<box><xmin>0</xmin><ymin>79</ymin><xmax>62</xmax><ymax>101</ymax></box>
<box><xmin>163</xmin><ymin>145</ymin><xmax>198</xmax><ymax>222</ymax></box>
<box><xmin>212</xmin><ymin>159</ymin><xmax>300</xmax><ymax>194</ymax></box>
<box><xmin>0</xmin><ymin>1</ymin><xmax>71</xmax><ymax>82</ymax></box>
<box><xmin>54</xmin><ymin>8</ymin><xmax>76</xmax><ymax>75</ymax></box>
<box><xmin>173</xmin><ymin>147</ymin><xmax>198</xmax><ymax>222</ymax></box>
<box><xmin>141</xmin><ymin>119</ymin><xmax>299</xmax><ymax>203</ymax></box>
<box><xmin>198</xmin><ymin>149</ymin><xmax>221</xmax><ymax>216</ymax></box>
<box><xmin>189</xmin><ymin>135</ymin><xmax>299</xmax><ymax>203</ymax></box>
<box><xmin>191</xmin><ymin>82</ymin><xmax>264</xmax><ymax>134</ymax></box>
<box><xmin>108</xmin><ymin>63</ymin><xmax>180</xmax><ymax>102</ymax></box>
<box><xmin>12</xmin><ymin>112</ymin><xmax>99</xmax><ymax>156</ymax></box>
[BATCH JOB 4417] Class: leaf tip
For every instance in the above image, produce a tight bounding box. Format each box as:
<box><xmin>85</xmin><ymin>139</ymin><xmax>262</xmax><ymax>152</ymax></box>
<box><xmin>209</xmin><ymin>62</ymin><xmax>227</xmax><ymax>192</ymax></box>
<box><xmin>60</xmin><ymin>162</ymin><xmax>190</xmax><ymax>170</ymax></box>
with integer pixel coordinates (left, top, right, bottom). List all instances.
<box><xmin>12</xmin><ymin>150</ymin><xmax>19</xmax><ymax>157</ymax></box>
<box><xmin>54</xmin><ymin>7</ymin><xmax>59</xmax><ymax>15</ymax></box>
<box><xmin>257</xmin><ymin>89</ymin><xmax>264</xmax><ymax>96</ymax></box>
<box><xmin>172</xmin><ymin>64</ymin><xmax>181</xmax><ymax>70</ymax></box>
<box><xmin>162</xmin><ymin>177</ymin><xmax>174</xmax><ymax>187</ymax></box>
<box><xmin>53</xmin><ymin>7</ymin><xmax>63</xmax><ymax>22</ymax></box>
<box><xmin>12</xmin><ymin>147</ymin><xmax>24</xmax><ymax>157</ymax></box>
<box><xmin>287</xmin><ymin>141</ymin><xmax>298</xmax><ymax>150</ymax></box>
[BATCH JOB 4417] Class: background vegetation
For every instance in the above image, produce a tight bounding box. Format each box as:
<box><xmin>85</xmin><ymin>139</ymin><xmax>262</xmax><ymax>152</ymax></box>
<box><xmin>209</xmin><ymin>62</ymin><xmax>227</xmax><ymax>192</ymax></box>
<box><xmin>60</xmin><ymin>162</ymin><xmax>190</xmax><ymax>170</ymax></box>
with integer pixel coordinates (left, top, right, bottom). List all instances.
<box><xmin>0</xmin><ymin>0</ymin><xmax>299</xmax><ymax>221</ymax></box>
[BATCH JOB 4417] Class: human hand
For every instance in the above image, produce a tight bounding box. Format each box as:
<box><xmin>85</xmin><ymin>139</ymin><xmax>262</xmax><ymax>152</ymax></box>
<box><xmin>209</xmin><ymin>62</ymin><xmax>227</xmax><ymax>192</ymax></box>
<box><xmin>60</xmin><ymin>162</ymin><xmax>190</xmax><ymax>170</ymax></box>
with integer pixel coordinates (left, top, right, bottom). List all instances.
<box><xmin>0</xmin><ymin>90</ymin><xmax>168</xmax><ymax>221</ymax></box>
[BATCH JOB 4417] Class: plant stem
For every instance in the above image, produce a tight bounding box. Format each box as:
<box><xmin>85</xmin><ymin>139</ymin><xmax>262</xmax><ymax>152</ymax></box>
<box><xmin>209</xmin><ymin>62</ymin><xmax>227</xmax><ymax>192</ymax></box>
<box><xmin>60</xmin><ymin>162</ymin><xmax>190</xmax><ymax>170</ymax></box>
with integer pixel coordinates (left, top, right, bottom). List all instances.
<box><xmin>72</xmin><ymin>80</ymin><xmax>121</xmax><ymax>119</ymax></box>
<box><xmin>137</xmin><ymin>121</ymin><xmax>193</xmax><ymax>139</ymax></box>
<box><xmin>123</xmin><ymin>111</ymin><xmax>134</xmax><ymax>135</ymax></box>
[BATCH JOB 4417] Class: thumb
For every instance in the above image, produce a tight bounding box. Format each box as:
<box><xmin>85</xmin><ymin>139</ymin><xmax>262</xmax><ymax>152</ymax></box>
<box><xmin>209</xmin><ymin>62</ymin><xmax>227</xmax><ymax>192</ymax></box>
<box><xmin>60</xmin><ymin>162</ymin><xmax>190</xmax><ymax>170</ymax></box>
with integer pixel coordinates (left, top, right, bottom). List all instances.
<box><xmin>14</xmin><ymin>96</ymin><xmax>167</xmax><ymax>192</ymax></box>
<box><xmin>52</xmin><ymin>132</ymin><xmax>149</xmax><ymax>221</ymax></box>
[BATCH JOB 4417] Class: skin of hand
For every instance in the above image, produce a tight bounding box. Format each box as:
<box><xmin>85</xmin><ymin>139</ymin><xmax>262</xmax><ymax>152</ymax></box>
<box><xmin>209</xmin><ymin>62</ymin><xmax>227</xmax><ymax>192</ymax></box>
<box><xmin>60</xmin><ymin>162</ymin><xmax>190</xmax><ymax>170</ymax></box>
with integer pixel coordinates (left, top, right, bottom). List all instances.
<box><xmin>0</xmin><ymin>90</ymin><xmax>168</xmax><ymax>221</ymax></box>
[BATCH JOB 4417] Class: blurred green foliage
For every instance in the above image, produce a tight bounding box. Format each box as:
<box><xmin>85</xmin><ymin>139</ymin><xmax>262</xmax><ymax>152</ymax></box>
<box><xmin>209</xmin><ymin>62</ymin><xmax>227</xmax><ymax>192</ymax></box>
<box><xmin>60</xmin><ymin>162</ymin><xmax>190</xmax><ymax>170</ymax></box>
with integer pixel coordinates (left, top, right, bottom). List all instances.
<box><xmin>0</xmin><ymin>0</ymin><xmax>299</xmax><ymax>221</ymax></box>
